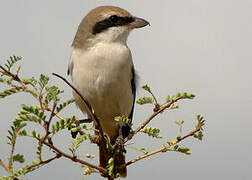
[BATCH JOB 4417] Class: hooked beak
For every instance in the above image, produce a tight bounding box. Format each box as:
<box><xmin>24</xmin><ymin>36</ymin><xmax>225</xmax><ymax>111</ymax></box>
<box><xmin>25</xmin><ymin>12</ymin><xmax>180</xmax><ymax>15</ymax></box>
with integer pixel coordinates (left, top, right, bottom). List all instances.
<box><xmin>130</xmin><ymin>17</ymin><xmax>150</xmax><ymax>29</ymax></box>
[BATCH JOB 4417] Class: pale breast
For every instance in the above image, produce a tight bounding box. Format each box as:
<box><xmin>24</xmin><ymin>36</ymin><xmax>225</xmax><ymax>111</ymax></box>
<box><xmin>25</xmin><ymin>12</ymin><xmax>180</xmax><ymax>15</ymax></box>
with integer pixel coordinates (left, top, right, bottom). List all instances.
<box><xmin>70</xmin><ymin>43</ymin><xmax>134</xmax><ymax>137</ymax></box>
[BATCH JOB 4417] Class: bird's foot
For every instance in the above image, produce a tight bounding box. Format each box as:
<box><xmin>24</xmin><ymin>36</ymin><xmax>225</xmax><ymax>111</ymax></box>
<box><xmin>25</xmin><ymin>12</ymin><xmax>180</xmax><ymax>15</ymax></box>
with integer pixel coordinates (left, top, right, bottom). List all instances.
<box><xmin>114</xmin><ymin>135</ymin><xmax>126</xmax><ymax>153</ymax></box>
<box><xmin>69</xmin><ymin>118</ymin><xmax>92</xmax><ymax>138</ymax></box>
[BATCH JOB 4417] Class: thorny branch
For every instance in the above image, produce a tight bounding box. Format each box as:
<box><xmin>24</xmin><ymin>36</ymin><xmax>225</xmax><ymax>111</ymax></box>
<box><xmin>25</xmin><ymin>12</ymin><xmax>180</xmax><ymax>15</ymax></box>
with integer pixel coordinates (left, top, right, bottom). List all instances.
<box><xmin>41</xmin><ymin>102</ymin><xmax>57</xmax><ymax>144</ymax></box>
<box><xmin>52</xmin><ymin>73</ymin><xmax>111</xmax><ymax>177</ymax></box>
<box><xmin>0</xmin><ymin>66</ymin><xmax>108</xmax><ymax>176</ymax></box>
<box><xmin>45</xmin><ymin>106</ymin><xmax>65</xmax><ymax>121</ymax></box>
<box><xmin>125</xmin><ymin>97</ymin><xmax>183</xmax><ymax>143</ymax></box>
<box><xmin>33</xmin><ymin>136</ymin><xmax>107</xmax><ymax>175</ymax></box>
<box><xmin>52</xmin><ymin>73</ymin><xmax>107</xmax><ymax>144</ymax></box>
<box><xmin>0</xmin><ymin>159</ymin><xmax>11</xmax><ymax>175</ymax></box>
<box><xmin>0</xmin><ymin>64</ymin><xmax>65</xmax><ymax>122</ymax></box>
<box><xmin>0</xmin><ymin>59</ymin><xmax>204</xmax><ymax>180</ymax></box>
<box><xmin>125</xmin><ymin>124</ymin><xmax>201</xmax><ymax>166</ymax></box>
<box><xmin>27</xmin><ymin>154</ymin><xmax>61</xmax><ymax>170</ymax></box>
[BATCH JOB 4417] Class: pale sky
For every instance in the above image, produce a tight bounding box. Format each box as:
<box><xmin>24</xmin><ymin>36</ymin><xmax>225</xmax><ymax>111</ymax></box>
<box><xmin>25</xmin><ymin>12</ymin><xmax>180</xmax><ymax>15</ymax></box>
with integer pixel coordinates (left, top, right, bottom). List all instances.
<box><xmin>0</xmin><ymin>0</ymin><xmax>251</xmax><ymax>180</ymax></box>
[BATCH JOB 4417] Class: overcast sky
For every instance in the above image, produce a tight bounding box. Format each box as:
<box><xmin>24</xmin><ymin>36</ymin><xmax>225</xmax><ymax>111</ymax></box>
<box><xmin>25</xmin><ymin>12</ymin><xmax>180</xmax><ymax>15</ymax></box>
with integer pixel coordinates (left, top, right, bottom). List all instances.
<box><xmin>0</xmin><ymin>0</ymin><xmax>251</xmax><ymax>180</ymax></box>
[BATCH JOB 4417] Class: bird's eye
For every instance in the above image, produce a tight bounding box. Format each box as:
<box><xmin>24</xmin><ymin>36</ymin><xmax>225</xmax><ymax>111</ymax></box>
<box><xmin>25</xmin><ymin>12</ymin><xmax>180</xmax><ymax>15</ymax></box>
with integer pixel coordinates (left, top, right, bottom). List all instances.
<box><xmin>109</xmin><ymin>15</ymin><xmax>119</xmax><ymax>23</ymax></box>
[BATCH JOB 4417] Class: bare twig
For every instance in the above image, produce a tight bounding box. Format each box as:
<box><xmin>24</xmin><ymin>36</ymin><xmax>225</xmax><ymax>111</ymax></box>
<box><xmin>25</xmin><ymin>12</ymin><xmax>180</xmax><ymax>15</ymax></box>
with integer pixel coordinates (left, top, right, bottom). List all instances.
<box><xmin>33</xmin><ymin>136</ymin><xmax>107</xmax><ymax>175</ymax></box>
<box><xmin>0</xmin><ymin>66</ymin><xmax>67</xmax><ymax>125</ymax></box>
<box><xmin>45</xmin><ymin>106</ymin><xmax>65</xmax><ymax>121</ymax></box>
<box><xmin>41</xmin><ymin>102</ymin><xmax>57</xmax><ymax>144</ymax></box>
<box><xmin>47</xmin><ymin>102</ymin><xmax>56</xmax><ymax>126</ymax></box>
<box><xmin>150</xmin><ymin>91</ymin><xmax>158</xmax><ymax>105</ymax></box>
<box><xmin>38</xmin><ymin>90</ymin><xmax>44</xmax><ymax>112</ymax></box>
<box><xmin>27</xmin><ymin>154</ymin><xmax>61</xmax><ymax>170</ymax></box>
<box><xmin>0</xmin><ymin>65</ymin><xmax>27</xmax><ymax>90</ymax></box>
<box><xmin>0</xmin><ymin>159</ymin><xmax>11</xmax><ymax>175</ymax></box>
<box><xmin>52</xmin><ymin>73</ymin><xmax>106</xmax><ymax>143</ymax></box>
<box><xmin>125</xmin><ymin>97</ymin><xmax>183</xmax><ymax>143</ymax></box>
<box><xmin>125</xmin><ymin>125</ymin><xmax>201</xmax><ymax>166</ymax></box>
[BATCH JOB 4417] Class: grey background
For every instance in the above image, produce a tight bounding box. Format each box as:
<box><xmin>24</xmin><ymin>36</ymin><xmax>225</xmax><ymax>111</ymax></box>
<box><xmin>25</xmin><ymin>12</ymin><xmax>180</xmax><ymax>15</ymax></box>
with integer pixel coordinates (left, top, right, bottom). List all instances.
<box><xmin>0</xmin><ymin>0</ymin><xmax>251</xmax><ymax>179</ymax></box>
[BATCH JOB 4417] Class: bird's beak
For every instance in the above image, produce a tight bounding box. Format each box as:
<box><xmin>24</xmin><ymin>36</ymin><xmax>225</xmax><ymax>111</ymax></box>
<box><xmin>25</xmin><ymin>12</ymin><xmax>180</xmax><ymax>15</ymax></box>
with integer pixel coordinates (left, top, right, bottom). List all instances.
<box><xmin>130</xmin><ymin>17</ymin><xmax>150</xmax><ymax>29</ymax></box>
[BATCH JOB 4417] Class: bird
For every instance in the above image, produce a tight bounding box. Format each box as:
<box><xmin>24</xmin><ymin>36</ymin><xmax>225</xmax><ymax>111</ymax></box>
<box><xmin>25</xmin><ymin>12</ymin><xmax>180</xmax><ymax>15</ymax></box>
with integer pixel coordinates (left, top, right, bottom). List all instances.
<box><xmin>67</xmin><ymin>6</ymin><xmax>149</xmax><ymax>177</ymax></box>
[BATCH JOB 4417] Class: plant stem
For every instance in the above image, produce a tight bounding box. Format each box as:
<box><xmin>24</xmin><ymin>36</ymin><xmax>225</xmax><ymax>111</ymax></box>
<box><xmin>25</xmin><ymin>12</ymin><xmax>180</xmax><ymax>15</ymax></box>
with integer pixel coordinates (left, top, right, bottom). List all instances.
<box><xmin>34</xmin><ymin>136</ymin><xmax>107</xmax><ymax>175</ymax></box>
<box><xmin>125</xmin><ymin>97</ymin><xmax>183</xmax><ymax>142</ymax></box>
<box><xmin>0</xmin><ymin>159</ymin><xmax>12</xmax><ymax>175</ymax></box>
<box><xmin>126</xmin><ymin>126</ymin><xmax>200</xmax><ymax>166</ymax></box>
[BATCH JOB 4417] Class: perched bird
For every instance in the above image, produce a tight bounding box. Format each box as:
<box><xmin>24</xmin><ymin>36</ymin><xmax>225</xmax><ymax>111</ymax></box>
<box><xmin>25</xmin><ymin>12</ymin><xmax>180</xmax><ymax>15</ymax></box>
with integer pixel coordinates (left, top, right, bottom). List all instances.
<box><xmin>68</xmin><ymin>6</ymin><xmax>149</xmax><ymax>177</ymax></box>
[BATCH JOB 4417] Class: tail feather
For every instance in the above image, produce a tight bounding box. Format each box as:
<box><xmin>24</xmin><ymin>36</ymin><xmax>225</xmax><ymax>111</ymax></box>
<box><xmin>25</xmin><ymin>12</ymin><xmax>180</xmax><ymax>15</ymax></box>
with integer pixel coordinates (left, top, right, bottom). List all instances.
<box><xmin>99</xmin><ymin>142</ymin><xmax>110</xmax><ymax>171</ymax></box>
<box><xmin>114</xmin><ymin>153</ymin><xmax>127</xmax><ymax>177</ymax></box>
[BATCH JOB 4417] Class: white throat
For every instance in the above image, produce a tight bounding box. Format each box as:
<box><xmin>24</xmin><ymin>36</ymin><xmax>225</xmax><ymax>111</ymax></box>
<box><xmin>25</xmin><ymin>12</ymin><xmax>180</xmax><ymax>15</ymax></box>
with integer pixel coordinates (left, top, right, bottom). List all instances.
<box><xmin>90</xmin><ymin>26</ymin><xmax>130</xmax><ymax>45</ymax></box>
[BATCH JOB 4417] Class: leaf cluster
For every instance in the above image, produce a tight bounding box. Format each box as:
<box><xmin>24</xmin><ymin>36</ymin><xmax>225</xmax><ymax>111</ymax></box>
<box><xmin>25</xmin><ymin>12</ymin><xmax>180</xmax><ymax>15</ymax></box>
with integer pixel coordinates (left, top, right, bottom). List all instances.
<box><xmin>0</xmin><ymin>56</ymin><xmax>83</xmax><ymax>179</ymax></box>
<box><xmin>114</xmin><ymin>115</ymin><xmax>132</xmax><ymax>128</ymax></box>
<box><xmin>51</xmin><ymin>116</ymin><xmax>76</xmax><ymax>134</ymax></box>
<box><xmin>140</xmin><ymin>126</ymin><xmax>162</xmax><ymax>139</ymax></box>
<box><xmin>0</xmin><ymin>56</ymin><xmax>206</xmax><ymax>180</ymax></box>
<box><xmin>3</xmin><ymin>55</ymin><xmax>22</xmax><ymax>71</ymax></box>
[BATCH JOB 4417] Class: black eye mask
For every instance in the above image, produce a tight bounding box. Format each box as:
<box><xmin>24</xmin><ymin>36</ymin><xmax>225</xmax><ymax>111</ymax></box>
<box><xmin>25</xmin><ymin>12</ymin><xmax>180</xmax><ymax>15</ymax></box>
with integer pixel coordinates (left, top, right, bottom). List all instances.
<box><xmin>92</xmin><ymin>15</ymin><xmax>134</xmax><ymax>35</ymax></box>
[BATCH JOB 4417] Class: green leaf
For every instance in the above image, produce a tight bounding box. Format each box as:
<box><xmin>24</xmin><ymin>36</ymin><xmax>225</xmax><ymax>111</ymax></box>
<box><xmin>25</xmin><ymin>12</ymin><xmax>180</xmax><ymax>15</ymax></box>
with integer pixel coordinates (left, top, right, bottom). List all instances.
<box><xmin>17</xmin><ymin>122</ymin><xmax>27</xmax><ymax>129</ymax></box>
<box><xmin>174</xmin><ymin>120</ymin><xmax>184</xmax><ymax>126</ymax></box>
<box><xmin>141</xmin><ymin>84</ymin><xmax>159</xmax><ymax>104</ymax></box>
<box><xmin>56</xmin><ymin>98</ymin><xmax>75</xmax><ymax>113</ymax></box>
<box><xmin>51</xmin><ymin>116</ymin><xmax>76</xmax><ymax>134</ymax></box>
<box><xmin>140</xmin><ymin>126</ymin><xmax>162</xmax><ymax>139</ymax></box>
<box><xmin>142</xmin><ymin>84</ymin><xmax>151</xmax><ymax>93</ymax></box>
<box><xmin>193</xmin><ymin>131</ymin><xmax>203</xmax><ymax>140</ymax></box>
<box><xmin>30</xmin><ymin>130</ymin><xmax>40</xmax><ymax>139</ymax></box>
<box><xmin>0</xmin><ymin>176</ymin><xmax>14</xmax><ymax>180</ymax></box>
<box><xmin>106</xmin><ymin>157</ymin><xmax>115</xmax><ymax>177</ymax></box>
<box><xmin>169</xmin><ymin>104</ymin><xmax>179</xmax><ymax>109</ymax></box>
<box><xmin>6</xmin><ymin>123</ymin><xmax>24</xmax><ymax>146</ymax></box>
<box><xmin>19</xmin><ymin>104</ymin><xmax>46</xmax><ymax>122</ymax></box>
<box><xmin>18</xmin><ymin>129</ymin><xmax>27</xmax><ymax>136</ymax></box>
<box><xmin>187</xmin><ymin>93</ymin><xmax>195</xmax><ymax>99</ymax></box>
<box><xmin>114</xmin><ymin>115</ymin><xmax>133</xmax><ymax>128</ymax></box>
<box><xmin>177</xmin><ymin>146</ymin><xmax>190</xmax><ymax>155</ymax></box>
<box><xmin>73</xmin><ymin>134</ymin><xmax>91</xmax><ymax>150</ymax></box>
<box><xmin>36</xmin><ymin>143</ymin><xmax>43</xmax><ymax>161</ymax></box>
<box><xmin>24</xmin><ymin>89</ymin><xmax>38</xmax><ymax>98</ymax></box>
<box><xmin>173</xmin><ymin>145</ymin><xmax>179</xmax><ymax>151</ymax></box>
<box><xmin>83</xmin><ymin>167</ymin><xmax>96</xmax><ymax>175</ymax></box>
<box><xmin>128</xmin><ymin>146</ymin><xmax>149</xmax><ymax>154</ymax></box>
<box><xmin>169</xmin><ymin>92</ymin><xmax>196</xmax><ymax>101</ymax></box>
<box><xmin>13</xmin><ymin>154</ymin><xmax>25</xmax><ymax>163</ymax></box>
<box><xmin>44</xmin><ymin>85</ymin><xmax>63</xmax><ymax>104</ymax></box>
<box><xmin>18</xmin><ymin>114</ymin><xmax>41</xmax><ymax>124</ymax></box>
<box><xmin>70</xmin><ymin>126</ymin><xmax>81</xmax><ymax>133</ymax></box>
<box><xmin>176</xmin><ymin>92</ymin><xmax>181</xmax><ymax>98</ymax></box>
<box><xmin>0</xmin><ymin>77</ymin><xmax>6</xmax><ymax>83</ymax></box>
<box><xmin>38</xmin><ymin>74</ymin><xmax>49</xmax><ymax>89</ymax></box>
<box><xmin>196</xmin><ymin>114</ymin><xmax>205</xmax><ymax>130</ymax></box>
<box><xmin>139</xmin><ymin>148</ymin><xmax>149</xmax><ymax>154</ymax></box>
<box><xmin>165</xmin><ymin>95</ymin><xmax>171</xmax><ymax>103</ymax></box>
<box><xmin>0</xmin><ymin>87</ymin><xmax>22</xmax><ymax>98</ymax></box>
<box><xmin>13</xmin><ymin>160</ymin><xmax>40</xmax><ymax>177</ymax></box>
<box><xmin>136</xmin><ymin>96</ymin><xmax>154</xmax><ymax>105</ymax></box>
<box><xmin>22</xmin><ymin>77</ymin><xmax>37</xmax><ymax>87</ymax></box>
<box><xmin>4</xmin><ymin>55</ymin><xmax>22</xmax><ymax>71</ymax></box>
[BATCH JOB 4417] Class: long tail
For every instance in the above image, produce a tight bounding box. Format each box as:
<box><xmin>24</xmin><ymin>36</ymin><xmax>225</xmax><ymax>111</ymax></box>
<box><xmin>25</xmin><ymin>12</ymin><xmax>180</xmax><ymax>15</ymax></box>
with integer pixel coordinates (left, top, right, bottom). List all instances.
<box><xmin>114</xmin><ymin>152</ymin><xmax>127</xmax><ymax>177</ymax></box>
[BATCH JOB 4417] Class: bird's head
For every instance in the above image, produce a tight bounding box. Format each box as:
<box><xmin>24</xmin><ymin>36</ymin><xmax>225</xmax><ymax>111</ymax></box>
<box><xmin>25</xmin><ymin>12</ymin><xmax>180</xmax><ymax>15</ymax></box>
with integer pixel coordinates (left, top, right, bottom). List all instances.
<box><xmin>72</xmin><ymin>6</ymin><xmax>149</xmax><ymax>48</ymax></box>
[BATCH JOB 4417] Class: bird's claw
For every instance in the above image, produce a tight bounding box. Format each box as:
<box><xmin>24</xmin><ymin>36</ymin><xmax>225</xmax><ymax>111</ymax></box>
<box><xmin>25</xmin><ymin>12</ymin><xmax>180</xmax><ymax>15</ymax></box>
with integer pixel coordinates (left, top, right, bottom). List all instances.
<box><xmin>114</xmin><ymin>135</ymin><xmax>126</xmax><ymax>153</ymax></box>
